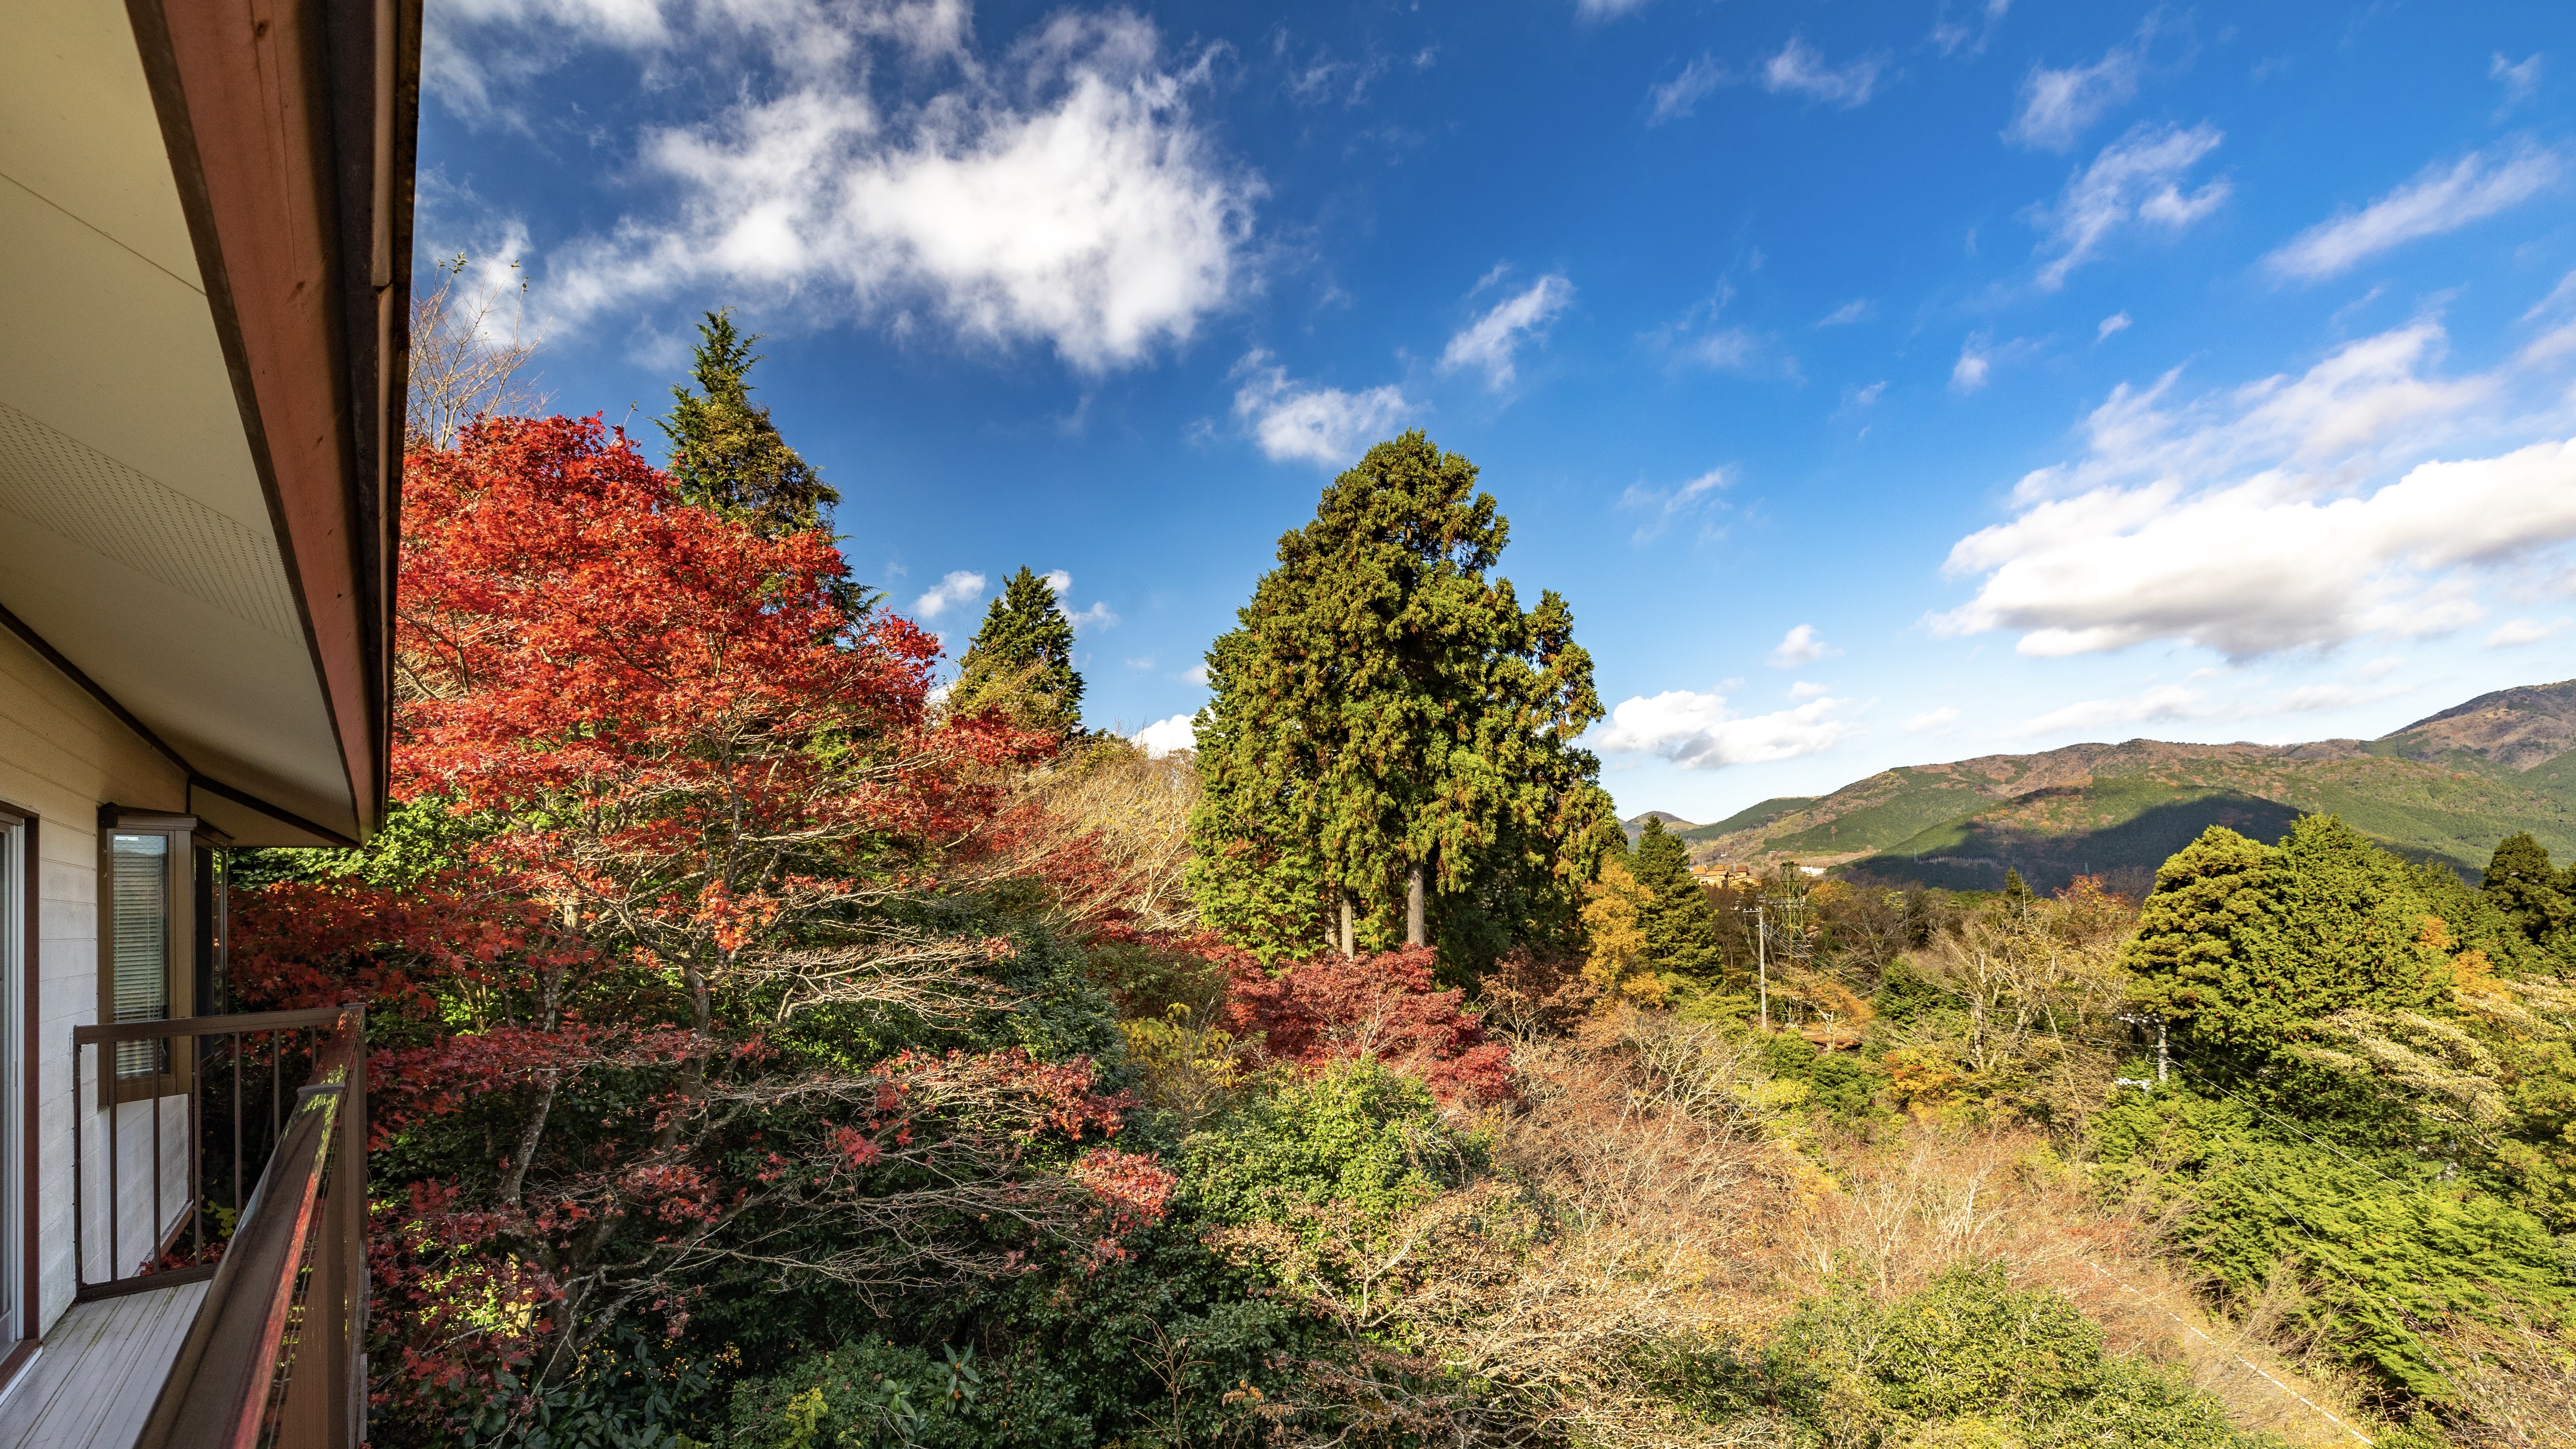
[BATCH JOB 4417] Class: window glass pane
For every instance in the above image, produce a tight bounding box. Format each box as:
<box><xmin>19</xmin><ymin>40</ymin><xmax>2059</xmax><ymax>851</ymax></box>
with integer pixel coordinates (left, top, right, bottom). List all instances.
<box><xmin>111</xmin><ymin>833</ymin><xmax>168</xmax><ymax>1078</ymax></box>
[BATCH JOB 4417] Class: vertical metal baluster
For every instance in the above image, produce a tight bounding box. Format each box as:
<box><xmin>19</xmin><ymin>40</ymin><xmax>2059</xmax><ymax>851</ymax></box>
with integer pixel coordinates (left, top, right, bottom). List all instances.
<box><xmin>232</xmin><ymin>1032</ymin><xmax>243</xmax><ymax>1218</ymax></box>
<box><xmin>108</xmin><ymin>1063</ymin><xmax>120</xmax><ymax>1285</ymax></box>
<box><xmin>150</xmin><ymin>1044</ymin><xmax>163</xmax><ymax>1273</ymax></box>
<box><xmin>71</xmin><ymin>1045</ymin><xmax>84</xmax><ymax>1294</ymax></box>
<box><xmin>190</xmin><ymin>1033</ymin><xmax>203</xmax><ymax>1264</ymax></box>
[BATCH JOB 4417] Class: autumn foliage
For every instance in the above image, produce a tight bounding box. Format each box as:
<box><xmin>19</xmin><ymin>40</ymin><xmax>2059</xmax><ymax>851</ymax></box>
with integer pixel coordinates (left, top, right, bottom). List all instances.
<box><xmin>233</xmin><ymin>417</ymin><xmax>1175</xmax><ymax>1435</ymax></box>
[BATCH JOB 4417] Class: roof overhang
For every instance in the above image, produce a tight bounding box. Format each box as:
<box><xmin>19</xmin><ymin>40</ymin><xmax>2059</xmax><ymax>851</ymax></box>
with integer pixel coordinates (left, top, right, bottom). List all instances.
<box><xmin>0</xmin><ymin>0</ymin><xmax>421</xmax><ymax>845</ymax></box>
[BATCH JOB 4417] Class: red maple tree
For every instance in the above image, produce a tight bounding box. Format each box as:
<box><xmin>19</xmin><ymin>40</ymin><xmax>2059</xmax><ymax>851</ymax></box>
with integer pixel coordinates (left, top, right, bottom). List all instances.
<box><xmin>234</xmin><ymin>417</ymin><xmax>1171</xmax><ymax>1425</ymax></box>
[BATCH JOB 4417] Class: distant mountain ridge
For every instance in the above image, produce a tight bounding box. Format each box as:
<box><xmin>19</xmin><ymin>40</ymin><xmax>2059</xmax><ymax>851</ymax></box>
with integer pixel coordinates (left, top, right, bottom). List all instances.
<box><xmin>1672</xmin><ymin>680</ymin><xmax>2576</xmax><ymax>891</ymax></box>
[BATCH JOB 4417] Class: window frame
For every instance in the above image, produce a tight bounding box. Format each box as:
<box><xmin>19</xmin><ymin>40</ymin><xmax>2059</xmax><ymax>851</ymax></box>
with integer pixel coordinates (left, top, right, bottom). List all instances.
<box><xmin>97</xmin><ymin>810</ymin><xmax>196</xmax><ymax>1106</ymax></box>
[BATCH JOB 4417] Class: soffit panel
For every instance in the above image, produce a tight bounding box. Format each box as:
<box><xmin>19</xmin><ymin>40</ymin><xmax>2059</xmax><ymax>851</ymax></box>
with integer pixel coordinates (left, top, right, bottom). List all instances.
<box><xmin>0</xmin><ymin>0</ymin><xmax>361</xmax><ymax>838</ymax></box>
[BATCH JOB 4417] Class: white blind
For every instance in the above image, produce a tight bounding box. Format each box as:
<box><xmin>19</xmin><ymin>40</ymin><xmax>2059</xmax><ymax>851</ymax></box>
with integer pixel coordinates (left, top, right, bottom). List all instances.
<box><xmin>110</xmin><ymin>833</ymin><xmax>167</xmax><ymax>1079</ymax></box>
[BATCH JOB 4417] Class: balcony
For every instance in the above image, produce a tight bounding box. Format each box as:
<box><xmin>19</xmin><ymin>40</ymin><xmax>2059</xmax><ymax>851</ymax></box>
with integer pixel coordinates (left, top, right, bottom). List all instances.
<box><xmin>0</xmin><ymin>1006</ymin><xmax>368</xmax><ymax>1449</ymax></box>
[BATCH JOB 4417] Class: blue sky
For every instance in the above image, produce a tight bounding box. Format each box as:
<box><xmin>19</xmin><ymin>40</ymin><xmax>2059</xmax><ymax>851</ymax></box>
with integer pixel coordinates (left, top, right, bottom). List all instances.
<box><xmin>418</xmin><ymin>0</ymin><xmax>2576</xmax><ymax>823</ymax></box>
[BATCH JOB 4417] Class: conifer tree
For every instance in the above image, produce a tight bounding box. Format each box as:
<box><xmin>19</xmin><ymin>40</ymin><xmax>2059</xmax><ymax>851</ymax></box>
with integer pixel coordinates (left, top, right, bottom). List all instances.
<box><xmin>1627</xmin><ymin>817</ymin><xmax>1724</xmax><ymax>987</ymax></box>
<box><xmin>2481</xmin><ymin>831</ymin><xmax>2574</xmax><ymax>952</ymax></box>
<box><xmin>2002</xmin><ymin>867</ymin><xmax>2032</xmax><ymax>904</ymax></box>
<box><xmin>660</xmin><ymin>309</ymin><xmax>838</xmax><ymax>536</ymax></box>
<box><xmin>2125</xmin><ymin>818</ymin><xmax>2447</xmax><ymax>1052</ymax></box>
<box><xmin>1187</xmin><ymin>431</ymin><xmax>1615</xmax><ymax>964</ymax></box>
<box><xmin>952</xmin><ymin>567</ymin><xmax>1085</xmax><ymax>740</ymax></box>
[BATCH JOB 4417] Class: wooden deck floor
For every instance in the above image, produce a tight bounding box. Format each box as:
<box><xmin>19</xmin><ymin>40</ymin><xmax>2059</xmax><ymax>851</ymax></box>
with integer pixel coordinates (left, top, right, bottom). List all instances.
<box><xmin>0</xmin><ymin>1282</ymin><xmax>207</xmax><ymax>1449</ymax></box>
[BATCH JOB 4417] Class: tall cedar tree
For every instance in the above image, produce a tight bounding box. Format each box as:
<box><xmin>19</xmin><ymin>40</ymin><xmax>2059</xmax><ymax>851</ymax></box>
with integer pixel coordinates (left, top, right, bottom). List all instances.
<box><xmin>952</xmin><ymin>566</ymin><xmax>1086</xmax><ymax>739</ymax></box>
<box><xmin>659</xmin><ymin>309</ymin><xmax>839</xmax><ymax>536</ymax></box>
<box><xmin>1187</xmin><ymin>431</ymin><xmax>1615</xmax><ymax>966</ymax></box>
<box><xmin>1628</xmin><ymin>817</ymin><xmax>1724</xmax><ymax>987</ymax></box>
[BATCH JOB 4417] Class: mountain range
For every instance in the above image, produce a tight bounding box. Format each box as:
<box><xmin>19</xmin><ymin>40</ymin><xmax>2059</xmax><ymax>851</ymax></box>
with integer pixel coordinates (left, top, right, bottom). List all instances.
<box><xmin>1635</xmin><ymin>679</ymin><xmax>2576</xmax><ymax>892</ymax></box>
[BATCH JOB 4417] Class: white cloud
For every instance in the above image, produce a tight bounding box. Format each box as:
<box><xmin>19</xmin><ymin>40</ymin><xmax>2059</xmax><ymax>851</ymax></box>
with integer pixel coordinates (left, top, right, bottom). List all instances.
<box><xmin>1131</xmin><ymin>714</ymin><xmax>1197</xmax><ymax>757</ymax></box>
<box><xmin>2005</xmin><ymin>34</ymin><xmax>2145</xmax><ymax>152</ymax></box>
<box><xmin>2265</xmin><ymin>143</ymin><xmax>2561</xmax><ymax>282</ymax></box>
<box><xmin>1768</xmin><ymin>623</ymin><xmax>1840</xmax><ymax>667</ymax></box>
<box><xmin>1847</xmin><ymin>381</ymin><xmax>1888</xmax><ymax>410</ymax></box>
<box><xmin>1182</xmin><ymin>662</ymin><xmax>1212</xmax><ymax>685</ymax></box>
<box><xmin>1069</xmin><ymin>600</ymin><xmax>1118</xmax><ymax>633</ymax></box>
<box><xmin>1231</xmin><ymin>351</ymin><xmax>1412</xmax><ymax>467</ymax></box>
<box><xmin>1939</xmin><ymin>437</ymin><xmax>2576</xmax><ymax>660</ymax></box>
<box><xmin>1594</xmin><ymin>691</ymin><xmax>1857</xmax><ymax>769</ymax></box>
<box><xmin>1905</xmin><ymin>706</ymin><xmax>1961</xmax><ymax>733</ymax></box>
<box><xmin>1761</xmin><ymin>38</ymin><xmax>1886</xmax><ymax>109</ymax></box>
<box><xmin>1952</xmin><ymin>334</ymin><xmax>1995</xmax><ymax>394</ymax></box>
<box><xmin>1929</xmin><ymin>0</ymin><xmax>2012</xmax><ymax>59</ymax></box>
<box><xmin>510</xmin><ymin>9</ymin><xmax>1255</xmax><ymax>373</ymax></box>
<box><xmin>1440</xmin><ymin>274</ymin><xmax>1574</xmax><ymax>389</ymax></box>
<box><xmin>1619</xmin><ymin>467</ymin><xmax>1731</xmax><ymax>543</ymax></box>
<box><xmin>1788</xmin><ymin>680</ymin><xmax>1831</xmax><ymax>700</ymax></box>
<box><xmin>1819</xmin><ymin>298</ymin><xmax>1872</xmax><ymax>326</ymax></box>
<box><xmin>1041</xmin><ymin>568</ymin><xmax>1073</xmax><ymax>594</ymax></box>
<box><xmin>2098</xmin><ymin>312</ymin><xmax>2133</xmax><ymax>341</ymax></box>
<box><xmin>911</xmin><ymin>569</ymin><xmax>988</xmax><ymax>620</ymax></box>
<box><xmin>1576</xmin><ymin>0</ymin><xmax>1653</xmax><ymax>17</ymax></box>
<box><xmin>1123</xmin><ymin>655</ymin><xmax>1154</xmax><ymax>669</ymax></box>
<box><xmin>2274</xmin><ymin>681</ymin><xmax>2411</xmax><ymax>714</ymax></box>
<box><xmin>2493</xmin><ymin>53</ymin><xmax>2543</xmax><ymax>113</ymax></box>
<box><xmin>2031</xmin><ymin>123</ymin><xmax>2229</xmax><ymax>290</ymax></box>
<box><xmin>1648</xmin><ymin>56</ymin><xmax>1727</xmax><ymax>125</ymax></box>
<box><xmin>2020</xmin><ymin>685</ymin><xmax>2206</xmax><ymax>736</ymax></box>
<box><xmin>2486</xmin><ymin>616</ymin><xmax>2571</xmax><ymax>648</ymax></box>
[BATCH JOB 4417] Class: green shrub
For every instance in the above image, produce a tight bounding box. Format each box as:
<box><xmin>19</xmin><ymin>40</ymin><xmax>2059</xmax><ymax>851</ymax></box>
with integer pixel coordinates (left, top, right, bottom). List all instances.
<box><xmin>1178</xmin><ymin>1058</ymin><xmax>1487</xmax><ymax>1239</ymax></box>
<box><xmin>1769</xmin><ymin>1264</ymin><xmax>2281</xmax><ymax>1449</ymax></box>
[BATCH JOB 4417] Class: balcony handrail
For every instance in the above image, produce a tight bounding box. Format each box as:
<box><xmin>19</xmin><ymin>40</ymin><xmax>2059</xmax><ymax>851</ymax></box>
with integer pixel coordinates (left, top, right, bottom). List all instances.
<box><xmin>77</xmin><ymin>1004</ymin><xmax>370</xmax><ymax>1449</ymax></box>
<box><xmin>71</xmin><ymin>1005</ymin><xmax>351</xmax><ymax>1047</ymax></box>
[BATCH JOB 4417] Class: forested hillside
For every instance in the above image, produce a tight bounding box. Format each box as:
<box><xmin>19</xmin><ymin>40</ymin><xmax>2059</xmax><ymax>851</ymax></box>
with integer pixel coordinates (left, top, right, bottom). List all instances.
<box><xmin>1679</xmin><ymin>682</ymin><xmax>2576</xmax><ymax>890</ymax></box>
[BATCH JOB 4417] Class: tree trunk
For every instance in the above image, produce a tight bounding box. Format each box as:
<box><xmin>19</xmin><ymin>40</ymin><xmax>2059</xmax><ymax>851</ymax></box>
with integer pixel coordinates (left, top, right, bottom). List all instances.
<box><xmin>1339</xmin><ymin>892</ymin><xmax>1355</xmax><ymax>958</ymax></box>
<box><xmin>1406</xmin><ymin>862</ymin><xmax>1425</xmax><ymax>947</ymax></box>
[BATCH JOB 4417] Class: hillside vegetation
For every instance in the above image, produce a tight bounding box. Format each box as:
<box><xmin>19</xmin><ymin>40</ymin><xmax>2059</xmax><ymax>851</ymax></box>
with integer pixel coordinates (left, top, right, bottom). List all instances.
<box><xmin>1678</xmin><ymin>682</ymin><xmax>2576</xmax><ymax>889</ymax></box>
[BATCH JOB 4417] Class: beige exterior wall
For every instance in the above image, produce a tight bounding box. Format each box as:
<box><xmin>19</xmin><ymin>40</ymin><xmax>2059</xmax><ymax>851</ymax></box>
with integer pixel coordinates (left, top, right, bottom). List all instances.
<box><xmin>0</xmin><ymin>625</ymin><xmax>190</xmax><ymax>1336</ymax></box>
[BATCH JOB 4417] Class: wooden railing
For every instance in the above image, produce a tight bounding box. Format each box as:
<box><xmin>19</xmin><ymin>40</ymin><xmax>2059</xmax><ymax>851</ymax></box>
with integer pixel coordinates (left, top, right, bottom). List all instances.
<box><xmin>71</xmin><ymin>1006</ymin><xmax>369</xmax><ymax>1449</ymax></box>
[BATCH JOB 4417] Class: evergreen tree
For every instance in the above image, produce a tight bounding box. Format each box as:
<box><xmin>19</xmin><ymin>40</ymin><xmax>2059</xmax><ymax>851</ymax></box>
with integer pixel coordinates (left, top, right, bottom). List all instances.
<box><xmin>659</xmin><ymin>310</ymin><xmax>838</xmax><ymax>536</ymax></box>
<box><xmin>1187</xmin><ymin>431</ymin><xmax>1615</xmax><ymax>966</ymax></box>
<box><xmin>952</xmin><ymin>567</ymin><xmax>1085</xmax><ymax>739</ymax></box>
<box><xmin>2481</xmin><ymin>831</ymin><xmax>2574</xmax><ymax>952</ymax></box>
<box><xmin>2002</xmin><ymin>867</ymin><xmax>2032</xmax><ymax>904</ymax></box>
<box><xmin>2125</xmin><ymin>818</ymin><xmax>2446</xmax><ymax>1052</ymax></box>
<box><xmin>1627</xmin><ymin>817</ymin><xmax>1724</xmax><ymax>987</ymax></box>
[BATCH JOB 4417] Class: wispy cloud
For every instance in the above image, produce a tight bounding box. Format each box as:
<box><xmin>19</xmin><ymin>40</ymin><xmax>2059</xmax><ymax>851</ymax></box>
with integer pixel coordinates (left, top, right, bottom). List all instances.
<box><xmin>1768</xmin><ymin>623</ymin><xmax>1841</xmax><ymax>667</ymax></box>
<box><xmin>2031</xmin><ymin>122</ymin><xmax>2229</xmax><ymax>290</ymax></box>
<box><xmin>2020</xmin><ymin>685</ymin><xmax>2206</xmax><ymax>736</ymax></box>
<box><xmin>1440</xmin><ymin>273</ymin><xmax>1574</xmax><ymax>388</ymax></box>
<box><xmin>1648</xmin><ymin>56</ymin><xmax>1727</xmax><ymax>125</ymax></box>
<box><xmin>1619</xmin><ymin>467</ymin><xmax>1731</xmax><ymax>543</ymax></box>
<box><xmin>1929</xmin><ymin>0</ymin><xmax>2012</xmax><ymax>60</ymax></box>
<box><xmin>2098</xmin><ymin>312</ymin><xmax>2133</xmax><ymax>341</ymax></box>
<box><xmin>1819</xmin><ymin>298</ymin><xmax>1873</xmax><ymax>326</ymax></box>
<box><xmin>2486</xmin><ymin>616</ymin><xmax>2571</xmax><ymax>648</ymax></box>
<box><xmin>2005</xmin><ymin>23</ymin><xmax>2157</xmax><ymax>152</ymax></box>
<box><xmin>1762</xmin><ymin>38</ymin><xmax>1887</xmax><ymax>108</ymax></box>
<box><xmin>2265</xmin><ymin>143</ymin><xmax>2562</xmax><ymax>282</ymax></box>
<box><xmin>1905</xmin><ymin>706</ymin><xmax>1962</xmax><ymax>733</ymax></box>
<box><xmin>2493</xmin><ymin>52</ymin><xmax>2543</xmax><ymax>114</ymax></box>
<box><xmin>1231</xmin><ymin>351</ymin><xmax>1412</xmax><ymax>467</ymax></box>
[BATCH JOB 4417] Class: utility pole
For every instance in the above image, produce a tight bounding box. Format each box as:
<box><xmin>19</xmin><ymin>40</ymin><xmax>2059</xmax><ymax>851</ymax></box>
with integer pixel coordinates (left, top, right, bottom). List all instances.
<box><xmin>1755</xmin><ymin>903</ymin><xmax>1769</xmax><ymax>1033</ymax></box>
